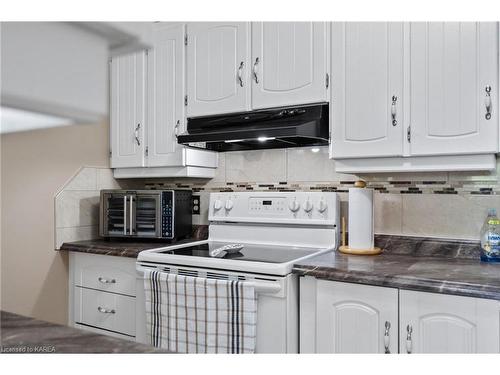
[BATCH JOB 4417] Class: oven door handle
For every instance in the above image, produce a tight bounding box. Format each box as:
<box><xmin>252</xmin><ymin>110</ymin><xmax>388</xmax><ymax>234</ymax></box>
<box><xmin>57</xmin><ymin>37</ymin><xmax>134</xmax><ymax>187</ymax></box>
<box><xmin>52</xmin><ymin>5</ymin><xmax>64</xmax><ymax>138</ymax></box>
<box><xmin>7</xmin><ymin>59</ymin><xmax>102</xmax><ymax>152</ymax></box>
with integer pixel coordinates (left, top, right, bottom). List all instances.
<box><xmin>247</xmin><ymin>281</ymin><xmax>281</xmax><ymax>294</ymax></box>
<box><xmin>136</xmin><ymin>265</ymin><xmax>282</xmax><ymax>295</ymax></box>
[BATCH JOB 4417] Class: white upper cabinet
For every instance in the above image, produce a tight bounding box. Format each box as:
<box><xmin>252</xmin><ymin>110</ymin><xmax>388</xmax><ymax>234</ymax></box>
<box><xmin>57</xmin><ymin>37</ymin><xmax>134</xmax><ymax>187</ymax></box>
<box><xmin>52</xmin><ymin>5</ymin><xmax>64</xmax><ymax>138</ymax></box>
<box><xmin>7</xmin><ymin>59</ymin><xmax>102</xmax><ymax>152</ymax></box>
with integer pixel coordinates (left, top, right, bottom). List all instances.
<box><xmin>110</xmin><ymin>51</ymin><xmax>146</xmax><ymax>168</ymax></box>
<box><xmin>315</xmin><ymin>280</ymin><xmax>398</xmax><ymax>354</ymax></box>
<box><xmin>186</xmin><ymin>22</ymin><xmax>250</xmax><ymax>117</ymax></box>
<box><xmin>147</xmin><ymin>24</ymin><xmax>185</xmax><ymax>167</ymax></box>
<box><xmin>410</xmin><ymin>22</ymin><xmax>499</xmax><ymax>156</ymax></box>
<box><xmin>331</xmin><ymin>22</ymin><xmax>405</xmax><ymax>159</ymax></box>
<box><xmin>251</xmin><ymin>22</ymin><xmax>328</xmax><ymax>109</ymax></box>
<box><xmin>400</xmin><ymin>290</ymin><xmax>499</xmax><ymax>353</ymax></box>
<box><xmin>110</xmin><ymin>24</ymin><xmax>217</xmax><ymax>178</ymax></box>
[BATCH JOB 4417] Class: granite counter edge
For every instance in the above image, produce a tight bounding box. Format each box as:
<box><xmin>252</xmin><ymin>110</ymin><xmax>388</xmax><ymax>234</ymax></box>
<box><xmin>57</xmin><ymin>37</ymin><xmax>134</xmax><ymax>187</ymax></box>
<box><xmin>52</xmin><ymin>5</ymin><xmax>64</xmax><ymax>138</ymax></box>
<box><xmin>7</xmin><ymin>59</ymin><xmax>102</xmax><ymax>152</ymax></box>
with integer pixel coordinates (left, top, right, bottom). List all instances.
<box><xmin>293</xmin><ymin>265</ymin><xmax>500</xmax><ymax>301</ymax></box>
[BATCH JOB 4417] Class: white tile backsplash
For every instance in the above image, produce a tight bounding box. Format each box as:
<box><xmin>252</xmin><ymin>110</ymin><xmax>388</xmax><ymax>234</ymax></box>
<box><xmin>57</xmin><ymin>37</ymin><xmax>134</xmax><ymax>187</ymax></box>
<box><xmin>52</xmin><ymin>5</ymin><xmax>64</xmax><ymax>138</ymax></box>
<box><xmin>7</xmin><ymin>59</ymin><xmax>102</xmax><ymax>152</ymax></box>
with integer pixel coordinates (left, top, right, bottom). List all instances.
<box><xmin>226</xmin><ymin>149</ymin><xmax>287</xmax><ymax>182</ymax></box>
<box><xmin>54</xmin><ymin>167</ymin><xmax>126</xmax><ymax>248</ymax></box>
<box><xmin>209</xmin><ymin>153</ymin><xmax>226</xmax><ymax>184</ymax></box>
<box><xmin>55</xmin><ymin>190</ymin><xmax>100</xmax><ymax>228</ymax></box>
<box><xmin>401</xmin><ymin>194</ymin><xmax>500</xmax><ymax>240</ymax></box>
<box><xmin>55</xmin><ymin>152</ymin><xmax>500</xmax><ymax>245</ymax></box>
<box><xmin>374</xmin><ymin>194</ymin><xmax>403</xmax><ymax>235</ymax></box>
<box><xmin>64</xmin><ymin>167</ymin><xmax>97</xmax><ymax>191</ymax></box>
<box><xmin>55</xmin><ymin>225</ymin><xmax>98</xmax><ymax>249</ymax></box>
<box><xmin>287</xmin><ymin>146</ymin><xmax>356</xmax><ymax>182</ymax></box>
<box><xmin>97</xmin><ymin>168</ymin><xmax>123</xmax><ymax>190</ymax></box>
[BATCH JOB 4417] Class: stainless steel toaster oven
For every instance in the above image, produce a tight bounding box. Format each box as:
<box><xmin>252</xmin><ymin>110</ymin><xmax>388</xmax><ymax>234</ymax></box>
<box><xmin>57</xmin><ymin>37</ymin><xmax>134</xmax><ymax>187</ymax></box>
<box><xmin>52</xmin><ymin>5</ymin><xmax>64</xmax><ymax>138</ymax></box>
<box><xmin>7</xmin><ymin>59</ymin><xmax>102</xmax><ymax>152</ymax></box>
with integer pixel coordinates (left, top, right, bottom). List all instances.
<box><xmin>99</xmin><ymin>190</ymin><xmax>192</xmax><ymax>239</ymax></box>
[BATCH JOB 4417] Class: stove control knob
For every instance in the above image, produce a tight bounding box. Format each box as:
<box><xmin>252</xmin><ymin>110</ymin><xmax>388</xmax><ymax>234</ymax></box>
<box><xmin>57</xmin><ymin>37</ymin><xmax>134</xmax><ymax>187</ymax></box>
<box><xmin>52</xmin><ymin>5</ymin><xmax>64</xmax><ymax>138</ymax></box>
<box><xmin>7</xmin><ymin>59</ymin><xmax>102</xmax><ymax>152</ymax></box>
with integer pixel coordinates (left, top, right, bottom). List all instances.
<box><xmin>303</xmin><ymin>198</ymin><xmax>313</xmax><ymax>213</ymax></box>
<box><xmin>225</xmin><ymin>199</ymin><xmax>234</xmax><ymax>211</ymax></box>
<box><xmin>289</xmin><ymin>198</ymin><xmax>300</xmax><ymax>213</ymax></box>
<box><xmin>318</xmin><ymin>198</ymin><xmax>328</xmax><ymax>213</ymax></box>
<box><xmin>213</xmin><ymin>199</ymin><xmax>223</xmax><ymax>211</ymax></box>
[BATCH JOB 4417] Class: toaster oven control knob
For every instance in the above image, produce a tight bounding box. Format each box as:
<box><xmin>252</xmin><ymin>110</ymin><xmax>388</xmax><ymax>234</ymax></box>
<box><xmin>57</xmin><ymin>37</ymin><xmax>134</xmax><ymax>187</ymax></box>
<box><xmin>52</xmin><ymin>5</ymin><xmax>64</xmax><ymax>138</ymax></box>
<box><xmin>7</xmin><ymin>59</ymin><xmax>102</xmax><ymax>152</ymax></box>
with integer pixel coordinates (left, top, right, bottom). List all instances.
<box><xmin>289</xmin><ymin>198</ymin><xmax>300</xmax><ymax>212</ymax></box>
<box><xmin>318</xmin><ymin>198</ymin><xmax>328</xmax><ymax>213</ymax></box>
<box><xmin>213</xmin><ymin>199</ymin><xmax>223</xmax><ymax>211</ymax></box>
<box><xmin>303</xmin><ymin>198</ymin><xmax>313</xmax><ymax>213</ymax></box>
<box><xmin>225</xmin><ymin>199</ymin><xmax>234</xmax><ymax>211</ymax></box>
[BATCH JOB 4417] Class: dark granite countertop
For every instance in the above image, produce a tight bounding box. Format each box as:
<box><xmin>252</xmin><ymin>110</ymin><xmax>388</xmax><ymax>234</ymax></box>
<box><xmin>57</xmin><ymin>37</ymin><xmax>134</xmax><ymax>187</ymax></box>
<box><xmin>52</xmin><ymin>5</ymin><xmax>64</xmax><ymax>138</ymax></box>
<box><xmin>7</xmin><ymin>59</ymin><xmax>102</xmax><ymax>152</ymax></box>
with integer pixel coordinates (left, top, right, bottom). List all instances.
<box><xmin>293</xmin><ymin>235</ymin><xmax>500</xmax><ymax>301</ymax></box>
<box><xmin>1</xmin><ymin>311</ymin><xmax>167</xmax><ymax>353</ymax></box>
<box><xmin>59</xmin><ymin>225</ymin><xmax>208</xmax><ymax>258</ymax></box>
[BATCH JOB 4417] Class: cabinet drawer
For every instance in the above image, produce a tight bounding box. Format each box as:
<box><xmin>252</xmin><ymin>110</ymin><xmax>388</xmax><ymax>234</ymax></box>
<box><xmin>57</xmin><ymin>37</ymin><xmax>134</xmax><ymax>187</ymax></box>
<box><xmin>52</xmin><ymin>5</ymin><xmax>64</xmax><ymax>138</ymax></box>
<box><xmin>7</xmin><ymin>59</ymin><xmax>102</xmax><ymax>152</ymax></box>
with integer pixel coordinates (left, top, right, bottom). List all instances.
<box><xmin>73</xmin><ymin>253</ymin><xmax>137</xmax><ymax>296</ymax></box>
<box><xmin>74</xmin><ymin>287</ymin><xmax>136</xmax><ymax>337</ymax></box>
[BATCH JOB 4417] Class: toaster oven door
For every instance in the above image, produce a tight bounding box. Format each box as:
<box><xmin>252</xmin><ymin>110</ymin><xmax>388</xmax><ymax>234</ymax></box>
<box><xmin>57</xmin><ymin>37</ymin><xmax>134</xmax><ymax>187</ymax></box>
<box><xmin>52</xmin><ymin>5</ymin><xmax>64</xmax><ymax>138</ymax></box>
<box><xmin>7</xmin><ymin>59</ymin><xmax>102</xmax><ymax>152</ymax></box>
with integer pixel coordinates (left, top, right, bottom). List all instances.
<box><xmin>101</xmin><ymin>191</ymin><xmax>163</xmax><ymax>238</ymax></box>
<box><xmin>135</xmin><ymin>193</ymin><xmax>162</xmax><ymax>238</ymax></box>
<box><xmin>101</xmin><ymin>191</ymin><xmax>131</xmax><ymax>236</ymax></box>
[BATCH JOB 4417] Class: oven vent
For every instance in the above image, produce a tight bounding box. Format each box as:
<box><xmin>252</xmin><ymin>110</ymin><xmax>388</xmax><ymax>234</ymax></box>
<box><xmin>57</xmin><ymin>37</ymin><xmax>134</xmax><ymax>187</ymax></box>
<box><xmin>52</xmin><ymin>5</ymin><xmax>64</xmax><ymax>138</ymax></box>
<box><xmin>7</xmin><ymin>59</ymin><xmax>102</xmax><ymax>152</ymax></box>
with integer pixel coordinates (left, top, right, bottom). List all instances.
<box><xmin>177</xmin><ymin>269</ymin><xmax>199</xmax><ymax>278</ymax></box>
<box><xmin>206</xmin><ymin>272</ymin><xmax>230</xmax><ymax>280</ymax></box>
<box><xmin>147</xmin><ymin>265</ymin><xmax>250</xmax><ymax>282</ymax></box>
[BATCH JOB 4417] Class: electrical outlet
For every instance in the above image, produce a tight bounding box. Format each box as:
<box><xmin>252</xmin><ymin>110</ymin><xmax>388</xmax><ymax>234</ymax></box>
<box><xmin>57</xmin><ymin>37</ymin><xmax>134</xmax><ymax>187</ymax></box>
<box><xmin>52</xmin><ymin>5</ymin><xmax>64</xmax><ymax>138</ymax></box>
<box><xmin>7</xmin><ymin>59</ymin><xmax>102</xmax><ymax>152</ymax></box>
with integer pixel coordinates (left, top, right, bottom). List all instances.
<box><xmin>192</xmin><ymin>195</ymin><xmax>200</xmax><ymax>215</ymax></box>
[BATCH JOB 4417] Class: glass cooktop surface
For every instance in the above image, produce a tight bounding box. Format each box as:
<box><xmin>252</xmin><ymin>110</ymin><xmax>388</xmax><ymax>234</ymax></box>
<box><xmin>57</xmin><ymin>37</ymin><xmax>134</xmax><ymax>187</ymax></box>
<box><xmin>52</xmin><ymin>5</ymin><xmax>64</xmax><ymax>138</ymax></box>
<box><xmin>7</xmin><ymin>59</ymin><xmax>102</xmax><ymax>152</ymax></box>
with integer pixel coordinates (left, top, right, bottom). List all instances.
<box><xmin>158</xmin><ymin>241</ymin><xmax>323</xmax><ymax>264</ymax></box>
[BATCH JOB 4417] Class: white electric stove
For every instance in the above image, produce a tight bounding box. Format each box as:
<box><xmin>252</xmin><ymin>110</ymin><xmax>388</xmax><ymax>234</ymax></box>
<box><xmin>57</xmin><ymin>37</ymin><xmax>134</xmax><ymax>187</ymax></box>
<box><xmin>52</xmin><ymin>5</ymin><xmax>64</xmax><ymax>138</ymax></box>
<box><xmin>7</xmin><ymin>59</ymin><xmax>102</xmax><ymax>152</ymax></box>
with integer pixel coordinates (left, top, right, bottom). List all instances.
<box><xmin>135</xmin><ymin>191</ymin><xmax>340</xmax><ymax>353</ymax></box>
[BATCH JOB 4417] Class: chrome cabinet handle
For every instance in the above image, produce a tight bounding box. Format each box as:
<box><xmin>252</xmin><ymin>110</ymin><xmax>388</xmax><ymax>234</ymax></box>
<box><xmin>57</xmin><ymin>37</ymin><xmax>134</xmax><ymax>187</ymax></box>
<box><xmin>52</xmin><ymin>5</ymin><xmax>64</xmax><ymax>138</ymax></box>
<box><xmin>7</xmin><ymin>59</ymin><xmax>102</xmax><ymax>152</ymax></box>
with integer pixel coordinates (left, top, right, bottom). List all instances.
<box><xmin>253</xmin><ymin>57</ymin><xmax>259</xmax><ymax>84</ymax></box>
<box><xmin>123</xmin><ymin>195</ymin><xmax>127</xmax><ymax>235</ymax></box>
<box><xmin>237</xmin><ymin>61</ymin><xmax>244</xmax><ymax>87</ymax></box>
<box><xmin>485</xmin><ymin>85</ymin><xmax>492</xmax><ymax>120</ymax></box>
<box><xmin>391</xmin><ymin>96</ymin><xmax>398</xmax><ymax>126</ymax></box>
<box><xmin>384</xmin><ymin>321</ymin><xmax>391</xmax><ymax>354</ymax></box>
<box><xmin>97</xmin><ymin>306</ymin><xmax>116</xmax><ymax>314</ymax></box>
<box><xmin>174</xmin><ymin>120</ymin><xmax>180</xmax><ymax>139</ymax></box>
<box><xmin>134</xmin><ymin>123</ymin><xmax>141</xmax><ymax>146</ymax></box>
<box><xmin>98</xmin><ymin>277</ymin><xmax>116</xmax><ymax>284</ymax></box>
<box><xmin>406</xmin><ymin>324</ymin><xmax>413</xmax><ymax>354</ymax></box>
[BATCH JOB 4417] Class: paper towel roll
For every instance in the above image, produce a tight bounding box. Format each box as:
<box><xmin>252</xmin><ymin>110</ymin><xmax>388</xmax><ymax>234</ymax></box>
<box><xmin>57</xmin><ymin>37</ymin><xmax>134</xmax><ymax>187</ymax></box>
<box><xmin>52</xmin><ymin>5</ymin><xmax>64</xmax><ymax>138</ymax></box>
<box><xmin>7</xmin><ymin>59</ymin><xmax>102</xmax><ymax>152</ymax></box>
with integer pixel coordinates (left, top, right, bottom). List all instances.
<box><xmin>348</xmin><ymin>187</ymin><xmax>374</xmax><ymax>249</ymax></box>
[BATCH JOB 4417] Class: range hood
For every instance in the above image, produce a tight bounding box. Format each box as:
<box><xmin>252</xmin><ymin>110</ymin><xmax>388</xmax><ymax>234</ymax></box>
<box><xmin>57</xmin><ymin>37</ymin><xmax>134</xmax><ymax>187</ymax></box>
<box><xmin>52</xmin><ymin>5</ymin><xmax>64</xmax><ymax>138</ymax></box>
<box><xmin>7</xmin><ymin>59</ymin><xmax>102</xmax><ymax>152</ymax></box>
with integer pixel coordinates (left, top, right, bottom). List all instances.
<box><xmin>177</xmin><ymin>104</ymin><xmax>329</xmax><ymax>152</ymax></box>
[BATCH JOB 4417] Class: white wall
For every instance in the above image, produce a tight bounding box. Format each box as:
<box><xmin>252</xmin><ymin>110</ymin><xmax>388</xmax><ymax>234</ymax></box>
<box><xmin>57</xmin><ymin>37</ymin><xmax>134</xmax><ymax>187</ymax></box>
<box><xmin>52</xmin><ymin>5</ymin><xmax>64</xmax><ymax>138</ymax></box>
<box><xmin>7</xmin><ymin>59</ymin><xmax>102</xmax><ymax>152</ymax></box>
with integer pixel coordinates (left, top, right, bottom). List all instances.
<box><xmin>1</xmin><ymin>121</ymin><xmax>109</xmax><ymax>324</ymax></box>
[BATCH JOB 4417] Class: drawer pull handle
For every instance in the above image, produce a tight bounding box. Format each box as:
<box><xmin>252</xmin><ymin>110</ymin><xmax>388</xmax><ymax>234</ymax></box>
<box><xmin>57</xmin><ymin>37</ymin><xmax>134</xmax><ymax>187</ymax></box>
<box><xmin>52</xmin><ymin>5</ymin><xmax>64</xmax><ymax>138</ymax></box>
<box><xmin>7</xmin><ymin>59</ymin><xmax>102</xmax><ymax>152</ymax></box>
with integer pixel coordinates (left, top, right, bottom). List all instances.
<box><xmin>97</xmin><ymin>306</ymin><xmax>116</xmax><ymax>314</ymax></box>
<box><xmin>98</xmin><ymin>277</ymin><xmax>116</xmax><ymax>284</ymax></box>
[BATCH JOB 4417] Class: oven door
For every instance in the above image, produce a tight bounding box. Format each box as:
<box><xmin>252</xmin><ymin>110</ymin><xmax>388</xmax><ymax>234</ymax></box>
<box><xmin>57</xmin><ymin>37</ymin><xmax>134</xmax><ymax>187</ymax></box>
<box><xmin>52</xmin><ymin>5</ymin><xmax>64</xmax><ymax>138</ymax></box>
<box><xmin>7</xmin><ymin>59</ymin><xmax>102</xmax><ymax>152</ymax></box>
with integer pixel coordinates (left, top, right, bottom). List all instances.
<box><xmin>135</xmin><ymin>262</ymin><xmax>298</xmax><ymax>353</ymax></box>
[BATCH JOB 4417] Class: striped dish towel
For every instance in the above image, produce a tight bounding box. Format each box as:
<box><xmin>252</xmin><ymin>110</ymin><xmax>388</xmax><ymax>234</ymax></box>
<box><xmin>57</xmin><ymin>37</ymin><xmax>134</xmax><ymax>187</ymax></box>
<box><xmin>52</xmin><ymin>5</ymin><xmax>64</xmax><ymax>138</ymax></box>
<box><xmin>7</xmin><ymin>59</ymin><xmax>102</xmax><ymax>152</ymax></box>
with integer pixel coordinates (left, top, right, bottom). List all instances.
<box><xmin>143</xmin><ymin>269</ymin><xmax>257</xmax><ymax>354</ymax></box>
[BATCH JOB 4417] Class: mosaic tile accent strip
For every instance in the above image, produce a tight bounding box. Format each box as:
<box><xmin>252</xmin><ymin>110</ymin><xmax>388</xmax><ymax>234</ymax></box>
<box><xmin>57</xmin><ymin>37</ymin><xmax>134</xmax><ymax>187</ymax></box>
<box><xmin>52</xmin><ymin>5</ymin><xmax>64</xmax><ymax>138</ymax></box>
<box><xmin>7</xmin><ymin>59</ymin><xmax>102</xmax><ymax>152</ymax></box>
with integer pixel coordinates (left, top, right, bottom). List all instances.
<box><xmin>143</xmin><ymin>178</ymin><xmax>500</xmax><ymax>195</ymax></box>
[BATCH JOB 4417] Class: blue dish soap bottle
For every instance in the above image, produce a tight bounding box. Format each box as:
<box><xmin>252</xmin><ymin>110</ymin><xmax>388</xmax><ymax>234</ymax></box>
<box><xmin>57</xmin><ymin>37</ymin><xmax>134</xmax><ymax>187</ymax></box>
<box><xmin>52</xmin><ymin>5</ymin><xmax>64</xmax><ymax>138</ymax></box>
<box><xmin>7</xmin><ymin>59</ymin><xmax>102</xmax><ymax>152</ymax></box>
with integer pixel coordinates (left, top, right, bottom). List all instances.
<box><xmin>480</xmin><ymin>208</ymin><xmax>500</xmax><ymax>263</ymax></box>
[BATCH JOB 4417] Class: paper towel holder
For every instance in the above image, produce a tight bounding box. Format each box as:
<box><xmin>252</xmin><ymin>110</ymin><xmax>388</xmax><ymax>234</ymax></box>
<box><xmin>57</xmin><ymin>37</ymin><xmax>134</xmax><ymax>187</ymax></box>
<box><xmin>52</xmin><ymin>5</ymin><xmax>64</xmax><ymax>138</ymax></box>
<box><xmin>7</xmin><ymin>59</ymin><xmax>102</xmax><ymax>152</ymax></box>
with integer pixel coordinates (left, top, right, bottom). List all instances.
<box><xmin>339</xmin><ymin>180</ymin><xmax>382</xmax><ymax>255</ymax></box>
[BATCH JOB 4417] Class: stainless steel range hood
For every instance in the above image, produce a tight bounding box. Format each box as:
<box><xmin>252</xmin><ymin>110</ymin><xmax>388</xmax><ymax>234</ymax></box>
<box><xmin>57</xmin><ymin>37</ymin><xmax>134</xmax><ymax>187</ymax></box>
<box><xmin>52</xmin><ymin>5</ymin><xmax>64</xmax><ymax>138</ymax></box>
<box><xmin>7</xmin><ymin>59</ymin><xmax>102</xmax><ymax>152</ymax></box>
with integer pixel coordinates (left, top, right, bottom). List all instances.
<box><xmin>177</xmin><ymin>104</ymin><xmax>329</xmax><ymax>152</ymax></box>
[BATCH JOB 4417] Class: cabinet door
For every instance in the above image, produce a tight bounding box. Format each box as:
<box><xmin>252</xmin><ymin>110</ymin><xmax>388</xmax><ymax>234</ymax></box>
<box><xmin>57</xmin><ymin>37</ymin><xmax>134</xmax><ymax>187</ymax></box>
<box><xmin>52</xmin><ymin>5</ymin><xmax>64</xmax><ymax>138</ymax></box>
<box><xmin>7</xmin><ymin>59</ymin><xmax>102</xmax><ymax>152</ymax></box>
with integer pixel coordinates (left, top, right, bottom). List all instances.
<box><xmin>410</xmin><ymin>22</ymin><xmax>498</xmax><ymax>156</ymax></box>
<box><xmin>186</xmin><ymin>22</ymin><xmax>250</xmax><ymax>117</ymax></box>
<box><xmin>330</xmin><ymin>22</ymin><xmax>405</xmax><ymax>159</ymax></box>
<box><xmin>316</xmin><ymin>280</ymin><xmax>398</xmax><ymax>353</ymax></box>
<box><xmin>110</xmin><ymin>51</ymin><xmax>146</xmax><ymax>168</ymax></box>
<box><xmin>251</xmin><ymin>22</ymin><xmax>328</xmax><ymax>109</ymax></box>
<box><xmin>147</xmin><ymin>24</ymin><xmax>185</xmax><ymax>167</ymax></box>
<box><xmin>400</xmin><ymin>290</ymin><xmax>500</xmax><ymax>353</ymax></box>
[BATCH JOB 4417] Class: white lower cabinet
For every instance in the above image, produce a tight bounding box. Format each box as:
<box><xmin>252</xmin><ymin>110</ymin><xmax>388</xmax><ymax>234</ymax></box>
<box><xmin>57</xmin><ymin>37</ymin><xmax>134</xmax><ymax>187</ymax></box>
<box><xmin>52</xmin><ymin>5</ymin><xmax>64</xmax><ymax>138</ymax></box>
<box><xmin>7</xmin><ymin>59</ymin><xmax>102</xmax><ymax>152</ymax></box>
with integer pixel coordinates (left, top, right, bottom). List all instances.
<box><xmin>69</xmin><ymin>252</ymin><xmax>138</xmax><ymax>341</ymax></box>
<box><xmin>300</xmin><ymin>277</ymin><xmax>500</xmax><ymax>353</ymax></box>
<box><xmin>301</xmin><ymin>278</ymin><xmax>398</xmax><ymax>353</ymax></box>
<box><xmin>400</xmin><ymin>290</ymin><xmax>500</xmax><ymax>353</ymax></box>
